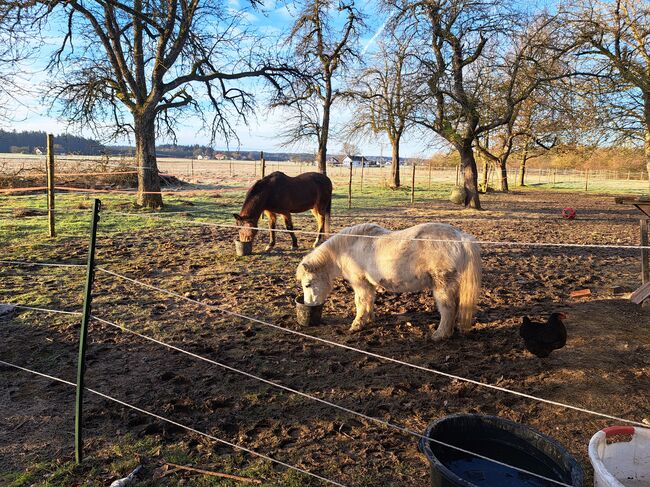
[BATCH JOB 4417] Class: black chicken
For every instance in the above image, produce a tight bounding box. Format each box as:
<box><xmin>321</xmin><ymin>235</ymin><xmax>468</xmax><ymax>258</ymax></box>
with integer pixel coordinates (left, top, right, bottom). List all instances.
<box><xmin>519</xmin><ymin>312</ymin><xmax>567</xmax><ymax>358</ymax></box>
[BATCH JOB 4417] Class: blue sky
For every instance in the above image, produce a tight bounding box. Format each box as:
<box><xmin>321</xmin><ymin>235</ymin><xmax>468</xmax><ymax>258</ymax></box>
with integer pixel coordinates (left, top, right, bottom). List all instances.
<box><xmin>4</xmin><ymin>0</ymin><xmax>441</xmax><ymax>158</ymax></box>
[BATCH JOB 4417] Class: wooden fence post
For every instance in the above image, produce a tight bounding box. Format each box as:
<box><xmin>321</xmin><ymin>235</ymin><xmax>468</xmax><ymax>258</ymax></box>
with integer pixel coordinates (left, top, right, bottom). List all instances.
<box><xmin>75</xmin><ymin>198</ymin><xmax>101</xmax><ymax>464</ymax></box>
<box><xmin>584</xmin><ymin>169</ymin><xmax>589</xmax><ymax>192</ymax></box>
<box><xmin>411</xmin><ymin>163</ymin><xmax>416</xmax><ymax>204</ymax></box>
<box><xmin>348</xmin><ymin>161</ymin><xmax>353</xmax><ymax>209</ymax></box>
<box><xmin>455</xmin><ymin>164</ymin><xmax>460</xmax><ymax>186</ymax></box>
<box><xmin>46</xmin><ymin>134</ymin><xmax>55</xmax><ymax>238</ymax></box>
<box><xmin>428</xmin><ymin>161</ymin><xmax>432</xmax><ymax>190</ymax></box>
<box><xmin>261</xmin><ymin>151</ymin><xmax>266</xmax><ymax>179</ymax></box>
<box><xmin>641</xmin><ymin>218</ymin><xmax>649</xmax><ymax>285</ymax></box>
<box><xmin>360</xmin><ymin>157</ymin><xmax>364</xmax><ymax>193</ymax></box>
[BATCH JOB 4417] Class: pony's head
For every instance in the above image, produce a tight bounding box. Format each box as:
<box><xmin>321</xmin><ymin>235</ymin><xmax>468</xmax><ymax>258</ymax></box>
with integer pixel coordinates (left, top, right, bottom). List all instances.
<box><xmin>296</xmin><ymin>260</ymin><xmax>334</xmax><ymax>306</ymax></box>
<box><xmin>233</xmin><ymin>214</ymin><xmax>258</xmax><ymax>242</ymax></box>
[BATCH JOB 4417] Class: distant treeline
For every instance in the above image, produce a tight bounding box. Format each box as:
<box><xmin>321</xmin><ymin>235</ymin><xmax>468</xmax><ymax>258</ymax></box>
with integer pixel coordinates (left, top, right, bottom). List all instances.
<box><xmin>0</xmin><ymin>130</ymin><xmax>105</xmax><ymax>155</ymax></box>
<box><xmin>109</xmin><ymin>144</ymin><xmax>318</xmax><ymax>161</ymax></box>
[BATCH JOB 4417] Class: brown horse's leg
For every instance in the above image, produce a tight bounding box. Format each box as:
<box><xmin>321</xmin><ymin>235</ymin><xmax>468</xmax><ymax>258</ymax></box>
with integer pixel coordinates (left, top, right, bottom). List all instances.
<box><xmin>265</xmin><ymin>211</ymin><xmax>277</xmax><ymax>251</ymax></box>
<box><xmin>311</xmin><ymin>209</ymin><xmax>324</xmax><ymax>248</ymax></box>
<box><xmin>283</xmin><ymin>214</ymin><xmax>299</xmax><ymax>249</ymax></box>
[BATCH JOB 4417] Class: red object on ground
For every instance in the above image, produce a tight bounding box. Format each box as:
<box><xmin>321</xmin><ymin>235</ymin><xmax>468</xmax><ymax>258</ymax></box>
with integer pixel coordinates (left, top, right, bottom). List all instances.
<box><xmin>562</xmin><ymin>207</ymin><xmax>576</xmax><ymax>219</ymax></box>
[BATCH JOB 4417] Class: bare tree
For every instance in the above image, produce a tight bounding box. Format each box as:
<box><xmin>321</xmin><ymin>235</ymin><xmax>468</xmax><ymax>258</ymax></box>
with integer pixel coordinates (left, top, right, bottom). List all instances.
<box><xmin>275</xmin><ymin>0</ymin><xmax>363</xmax><ymax>174</ymax></box>
<box><xmin>341</xmin><ymin>141</ymin><xmax>360</xmax><ymax>157</ymax></box>
<box><xmin>567</xmin><ymin>0</ymin><xmax>650</xmax><ymax>180</ymax></box>
<box><xmin>476</xmin><ymin>84</ymin><xmax>579</xmax><ymax>191</ymax></box>
<box><xmin>3</xmin><ymin>1</ymin><xmax>298</xmax><ymax>207</ymax></box>
<box><xmin>347</xmin><ymin>31</ymin><xmax>417</xmax><ymax>187</ymax></box>
<box><xmin>390</xmin><ymin>0</ymin><xmax>570</xmax><ymax>208</ymax></box>
<box><xmin>0</xmin><ymin>6</ymin><xmax>30</xmax><ymax>124</ymax></box>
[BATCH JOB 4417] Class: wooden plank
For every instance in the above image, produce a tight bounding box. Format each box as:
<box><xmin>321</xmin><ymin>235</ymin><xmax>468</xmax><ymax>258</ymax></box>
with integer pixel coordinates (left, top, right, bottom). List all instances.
<box><xmin>630</xmin><ymin>281</ymin><xmax>650</xmax><ymax>305</ymax></box>
<box><xmin>570</xmin><ymin>289</ymin><xmax>591</xmax><ymax>298</ymax></box>
<box><xmin>615</xmin><ymin>196</ymin><xmax>650</xmax><ymax>204</ymax></box>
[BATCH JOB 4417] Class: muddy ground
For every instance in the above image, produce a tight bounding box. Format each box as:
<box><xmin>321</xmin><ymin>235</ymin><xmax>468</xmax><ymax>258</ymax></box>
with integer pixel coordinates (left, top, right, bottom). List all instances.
<box><xmin>1</xmin><ymin>190</ymin><xmax>649</xmax><ymax>486</ymax></box>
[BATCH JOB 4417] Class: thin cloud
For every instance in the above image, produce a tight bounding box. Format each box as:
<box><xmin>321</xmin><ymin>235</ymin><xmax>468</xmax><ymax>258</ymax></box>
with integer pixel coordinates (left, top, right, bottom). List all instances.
<box><xmin>362</xmin><ymin>15</ymin><xmax>391</xmax><ymax>55</ymax></box>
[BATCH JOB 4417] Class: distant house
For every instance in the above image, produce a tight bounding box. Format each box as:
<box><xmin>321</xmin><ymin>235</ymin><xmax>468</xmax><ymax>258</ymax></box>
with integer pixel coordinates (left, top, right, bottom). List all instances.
<box><xmin>327</xmin><ymin>156</ymin><xmax>341</xmax><ymax>166</ymax></box>
<box><xmin>214</xmin><ymin>153</ymin><xmax>227</xmax><ymax>160</ymax></box>
<box><xmin>34</xmin><ymin>148</ymin><xmax>43</xmax><ymax>156</ymax></box>
<box><xmin>342</xmin><ymin>155</ymin><xmax>365</xmax><ymax>167</ymax></box>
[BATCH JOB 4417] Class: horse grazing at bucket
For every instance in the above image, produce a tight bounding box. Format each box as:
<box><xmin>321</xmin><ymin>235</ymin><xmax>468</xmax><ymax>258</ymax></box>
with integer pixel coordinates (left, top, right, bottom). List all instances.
<box><xmin>296</xmin><ymin>223</ymin><xmax>481</xmax><ymax>341</ymax></box>
<box><xmin>234</xmin><ymin>171</ymin><xmax>332</xmax><ymax>251</ymax></box>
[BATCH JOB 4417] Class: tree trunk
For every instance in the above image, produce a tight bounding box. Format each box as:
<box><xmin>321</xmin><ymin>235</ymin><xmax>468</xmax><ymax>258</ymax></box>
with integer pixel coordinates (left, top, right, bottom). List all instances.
<box><xmin>391</xmin><ymin>139</ymin><xmax>400</xmax><ymax>188</ymax></box>
<box><xmin>459</xmin><ymin>142</ymin><xmax>481</xmax><ymax>209</ymax></box>
<box><xmin>134</xmin><ymin>112</ymin><xmax>163</xmax><ymax>208</ymax></box>
<box><xmin>499</xmin><ymin>159</ymin><xmax>509</xmax><ymax>192</ymax></box>
<box><xmin>645</xmin><ymin>128</ymin><xmax>650</xmax><ymax>186</ymax></box>
<box><xmin>481</xmin><ymin>158</ymin><xmax>488</xmax><ymax>190</ymax></box>
<box><xmin>316</xmin><ymin>133</ymin><xmax>327</xmax><ymax>175</ymax></box>
<box><xmin>643</xmin><ymin>91</ymin><xmax>650</xmax><ymax>185</ymax></box>
<box><xmin>518</xmin><ymin>146</ymin><xmax>529</xmax><ymax>187</ymax></box>
<box><xmin>317</xmin><ymin>83</ymin><xmax>332</xmax><ymax>175</ymax></box>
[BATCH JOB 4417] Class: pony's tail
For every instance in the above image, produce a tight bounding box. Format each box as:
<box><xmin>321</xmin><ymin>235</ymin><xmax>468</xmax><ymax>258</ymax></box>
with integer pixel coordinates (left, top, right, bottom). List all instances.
<box><xmin>457</xmin><ymin>238</ymin><xmax>481</xmax><ymax>331</ymax></box>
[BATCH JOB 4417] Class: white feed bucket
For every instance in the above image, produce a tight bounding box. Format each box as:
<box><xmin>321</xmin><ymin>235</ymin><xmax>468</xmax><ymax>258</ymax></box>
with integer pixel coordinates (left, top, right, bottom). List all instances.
<box><xmin>589</xmin><ymin>426</ymin><xmax>650</xmax><ymax>487</ymax></box>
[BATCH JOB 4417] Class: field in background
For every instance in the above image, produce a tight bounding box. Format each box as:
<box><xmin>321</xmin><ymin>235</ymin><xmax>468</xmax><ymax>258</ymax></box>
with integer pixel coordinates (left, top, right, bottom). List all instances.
<box><xmin>1</xmin><ymin>153</ymin><xmax>649</xmax><ymax>197</ymax></box>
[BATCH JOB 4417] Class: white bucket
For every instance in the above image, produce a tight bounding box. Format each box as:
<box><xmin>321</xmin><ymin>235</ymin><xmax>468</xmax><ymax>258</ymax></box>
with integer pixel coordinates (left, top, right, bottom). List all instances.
<box><xmin>589</xmin><ymin>426</ymin><xmax>650</xmax><ymax>487</ymax></box>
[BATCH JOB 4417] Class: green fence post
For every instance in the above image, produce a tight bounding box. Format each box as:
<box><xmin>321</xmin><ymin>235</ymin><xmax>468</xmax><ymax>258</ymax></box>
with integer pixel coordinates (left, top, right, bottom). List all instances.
<box><xmin>75</xmin><ymin>198</ymin><xmax>101</xmax><ymax>464</ymax></box>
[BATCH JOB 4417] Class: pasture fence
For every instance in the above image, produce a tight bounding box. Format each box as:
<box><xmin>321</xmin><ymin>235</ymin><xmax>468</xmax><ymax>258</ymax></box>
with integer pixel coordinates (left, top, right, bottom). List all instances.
<box><xmin>0</xmin><ymin>359</ymin><xmax>346</xmax><ymax>487</ymax></box>
<box><xmin>0</xmin><ymin>305</ymin><xmax>588</xmax><ymax>487</ymax></box>
<box><xmin>2</xmin><ymin>201</ymin><xmax>650</xmax><ymax>483</ymax></box>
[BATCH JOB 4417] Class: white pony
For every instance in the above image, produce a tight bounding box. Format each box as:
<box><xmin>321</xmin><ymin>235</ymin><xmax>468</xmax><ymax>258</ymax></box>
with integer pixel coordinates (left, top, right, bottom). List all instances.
<box><xmin>296</xmin><ymin>223</ymin><xmax>481</xmax><ymax>341</ymax></box>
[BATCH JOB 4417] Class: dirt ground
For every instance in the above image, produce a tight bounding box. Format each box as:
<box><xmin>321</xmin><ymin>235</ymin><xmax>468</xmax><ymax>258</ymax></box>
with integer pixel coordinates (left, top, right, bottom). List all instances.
<box><xmin>1</xmin><ymin>190</ymin><xmax>649</xmax><ymax>486</ymax></box>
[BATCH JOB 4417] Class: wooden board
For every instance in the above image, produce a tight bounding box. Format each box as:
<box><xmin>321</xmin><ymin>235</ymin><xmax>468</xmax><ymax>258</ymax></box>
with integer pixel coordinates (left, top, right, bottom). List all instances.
<box><xmin>615</xmin><ymin>196</ymin><xmax>650</xmax><ymax>217</ymax></box>
<box><xmin>630</xmin><ymin>281</ymin><xmax>650</xmax><ymax>305</ymax></box>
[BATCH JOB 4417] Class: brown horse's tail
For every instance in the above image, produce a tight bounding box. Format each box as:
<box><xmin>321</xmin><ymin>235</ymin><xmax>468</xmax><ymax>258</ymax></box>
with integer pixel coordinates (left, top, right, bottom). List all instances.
<box><xmin>324</xmin><ymin>201</ymin><xmax>331</xmax><ymax>235</ymax></box>
<box><xmin>323</xmin><ymin>180</ymin><xmax>332</xmax><ymax>236</ymax></box>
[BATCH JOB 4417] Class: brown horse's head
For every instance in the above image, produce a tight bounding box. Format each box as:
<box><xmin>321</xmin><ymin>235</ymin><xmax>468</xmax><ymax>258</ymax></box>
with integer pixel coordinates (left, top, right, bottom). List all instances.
<box><xmin>233</xmin><ymin>214</ymin><xmax>258</xmax><ymax>242</ymax></box>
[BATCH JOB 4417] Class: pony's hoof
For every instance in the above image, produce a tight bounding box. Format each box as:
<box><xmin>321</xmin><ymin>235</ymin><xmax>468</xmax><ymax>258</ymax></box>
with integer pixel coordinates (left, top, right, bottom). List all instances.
<box><xmin>430</xmin><ymin>330</ymin><xmax>451</xmax><ymax>342</ymax></box>
<box><xmin>291</xmin><ymin>245</ymin><xmax>300</xmax><ymax>250</ymax></box>
<box><xmin>349</xmin><ymin>323</ymin><xmax>363</xmax><ymax>333</ymax></box>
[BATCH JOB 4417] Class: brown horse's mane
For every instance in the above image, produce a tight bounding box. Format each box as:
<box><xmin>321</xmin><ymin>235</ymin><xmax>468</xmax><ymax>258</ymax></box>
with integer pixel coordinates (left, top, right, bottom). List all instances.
<box><xmin>240</xmin><ymin>178</ymin><xmax>269</xmax><ymax>220</ymax></box>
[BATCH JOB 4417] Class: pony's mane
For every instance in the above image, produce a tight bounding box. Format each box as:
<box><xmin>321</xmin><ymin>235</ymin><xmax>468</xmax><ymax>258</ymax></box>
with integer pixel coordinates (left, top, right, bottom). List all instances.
<box><xmin>327</xmin><ymin>223</ymin><xmax>386</xmax><ymax>251</ymax></box>
<box><xmin>297</xmin><ymin>241</ymin><xmax>334</xmax><ymax>278</ymax></box>
<box><xmin>297</xmin><ymin>223</ymin><xmax>386</xmax><ymax>280</ymax></box>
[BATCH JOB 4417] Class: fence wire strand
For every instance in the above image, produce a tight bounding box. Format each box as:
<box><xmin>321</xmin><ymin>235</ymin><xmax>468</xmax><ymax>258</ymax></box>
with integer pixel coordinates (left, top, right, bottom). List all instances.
<box><xmin>91</xmin><ymin>313</ymin><xmax>581</xmax><ymax>486</ymax></box>
<box><xmin>0</xmin><ymin>359</ymin><xmax>345</xmax><ymax>486</ymax></box>
<box><xmin>95</xmin><ymin>267</ymin><xmax>646</xmax><ymax>428</ymax></box>
<box><xmin>0</xmin><ymin>260</ymin><xmax>85</xmax><ymax>268</ymax></box>
<box><xmin>103</xmin><ymin>211</ymin><xmax>650</xmax><ymax>250</ymax></box>
<box><xmin>0</xmin><ymin>304</ymin><xmax>578</xmax><ymax>486</ymax></box>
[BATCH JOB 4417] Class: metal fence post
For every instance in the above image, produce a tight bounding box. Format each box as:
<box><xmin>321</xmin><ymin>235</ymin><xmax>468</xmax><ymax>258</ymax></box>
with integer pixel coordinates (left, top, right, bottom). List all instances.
<box><xmin>75</xmin><ymin>199</ymin><xmax>101</xmax><ymax>464</ymax></box>
<box><xmin>47</xmin><ymin>134</ymin><xmax>55</xmax><ymax>238</ymax></box>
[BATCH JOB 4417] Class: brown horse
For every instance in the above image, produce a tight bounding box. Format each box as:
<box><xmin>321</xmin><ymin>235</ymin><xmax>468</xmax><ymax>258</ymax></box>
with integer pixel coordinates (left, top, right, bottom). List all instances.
<box><xmin>233</xmin><ymin>171</ymin><xmax>332</xmax><ymax>250</ymax></box>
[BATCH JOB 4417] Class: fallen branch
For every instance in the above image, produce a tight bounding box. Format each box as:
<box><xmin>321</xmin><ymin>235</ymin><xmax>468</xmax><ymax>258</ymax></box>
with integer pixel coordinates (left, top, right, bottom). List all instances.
<box><xmin>164</xmin><ymin>462</ymin><xmax>262</xmax><ymax>484</ymax></box>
